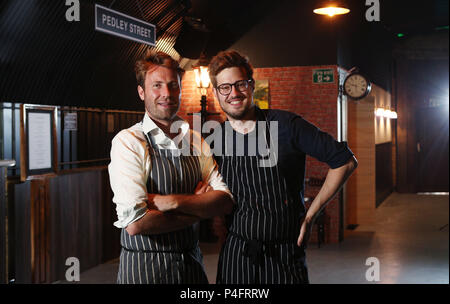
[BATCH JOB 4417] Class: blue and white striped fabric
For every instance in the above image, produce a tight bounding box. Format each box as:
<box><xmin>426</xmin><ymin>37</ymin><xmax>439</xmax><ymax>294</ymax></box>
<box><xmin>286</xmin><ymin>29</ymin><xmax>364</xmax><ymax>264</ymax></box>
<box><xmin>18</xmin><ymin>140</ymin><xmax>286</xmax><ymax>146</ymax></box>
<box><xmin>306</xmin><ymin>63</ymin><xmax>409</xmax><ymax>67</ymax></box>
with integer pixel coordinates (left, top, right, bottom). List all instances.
<box><xmin>117</xmin><ymin>132</ymin><xmax>208</xmax><ymax>284</ymax></box>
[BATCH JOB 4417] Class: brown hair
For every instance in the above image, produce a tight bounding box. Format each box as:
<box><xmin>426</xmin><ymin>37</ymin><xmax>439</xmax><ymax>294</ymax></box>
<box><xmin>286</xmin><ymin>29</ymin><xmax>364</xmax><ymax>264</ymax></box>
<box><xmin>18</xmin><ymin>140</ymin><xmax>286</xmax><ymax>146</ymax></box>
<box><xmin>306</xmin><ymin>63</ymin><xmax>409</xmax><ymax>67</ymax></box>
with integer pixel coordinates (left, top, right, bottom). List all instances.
<box><xmin>134</xmin><ymin>50</ymin><xmax>184</xmax><ymax>88</ymax></box>
<box><xmin>208</xmin><ymin>50</ymin><xmax>254</xmax><ymax>88</ymax></box>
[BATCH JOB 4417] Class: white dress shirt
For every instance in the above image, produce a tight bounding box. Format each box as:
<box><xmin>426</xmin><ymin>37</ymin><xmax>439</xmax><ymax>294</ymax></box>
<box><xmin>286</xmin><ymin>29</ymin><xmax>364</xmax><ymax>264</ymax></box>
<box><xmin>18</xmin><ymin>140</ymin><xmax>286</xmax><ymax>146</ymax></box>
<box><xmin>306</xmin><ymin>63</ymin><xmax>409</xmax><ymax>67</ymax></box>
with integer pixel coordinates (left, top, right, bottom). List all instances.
<box><xmin>108</xmin><ymin>113</ymin><xmax>232</xmax><ymax>228</ymax></box>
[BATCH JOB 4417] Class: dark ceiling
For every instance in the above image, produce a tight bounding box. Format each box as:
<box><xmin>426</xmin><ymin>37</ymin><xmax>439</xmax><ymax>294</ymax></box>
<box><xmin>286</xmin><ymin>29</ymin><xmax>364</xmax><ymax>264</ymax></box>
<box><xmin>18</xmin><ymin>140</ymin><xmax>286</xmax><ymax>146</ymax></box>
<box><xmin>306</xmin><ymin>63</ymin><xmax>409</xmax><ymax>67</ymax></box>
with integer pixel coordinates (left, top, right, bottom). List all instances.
<box><xmin>0</xmin><ymin>0</ymin><xmax>448</xmax><ymax>110</ymax></box>
<box><xmin>382</xmin><ymin>0</ymin><xmax>449</xmax><ymax>34</ymax></box>
<box><xmin>176</xmin><ymin>0</ymin><xmax>278</xmax><ymax>59</ymax></box>
<box><xmin>185</xmin><ymin>0</ymin><xmax>449</xmax><ymax>57</ymax></box>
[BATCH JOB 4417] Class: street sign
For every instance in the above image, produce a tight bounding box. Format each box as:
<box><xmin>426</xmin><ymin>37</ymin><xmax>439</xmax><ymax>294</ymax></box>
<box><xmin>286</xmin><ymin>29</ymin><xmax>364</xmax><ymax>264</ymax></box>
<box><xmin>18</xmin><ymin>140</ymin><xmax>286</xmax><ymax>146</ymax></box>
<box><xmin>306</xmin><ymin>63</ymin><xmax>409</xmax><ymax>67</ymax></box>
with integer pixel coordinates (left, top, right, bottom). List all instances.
<box><xmin>95</xmin><ymin>4</ymin><xmax>156</xmax><ymax>46</ymax></box>
<box><xmin>312</xmin><ymin>68</ymin><xmax>335</xmax><ymax>84</ymax></box>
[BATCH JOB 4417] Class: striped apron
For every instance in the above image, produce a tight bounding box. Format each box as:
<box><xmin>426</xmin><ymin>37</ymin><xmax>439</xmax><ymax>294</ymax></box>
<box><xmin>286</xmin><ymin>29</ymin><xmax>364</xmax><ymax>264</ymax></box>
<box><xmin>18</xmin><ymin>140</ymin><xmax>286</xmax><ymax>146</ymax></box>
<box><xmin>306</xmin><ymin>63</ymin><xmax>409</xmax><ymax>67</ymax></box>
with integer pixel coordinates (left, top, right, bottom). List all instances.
<box><xmin>215</xmin><ymin>111</ymin><xmax>309</xmax><ymax>284</ymax></box>
<box><xmin>117</xmin><ymin>130</ymin><xmax>209</xmax><ymax>284</ymax></box>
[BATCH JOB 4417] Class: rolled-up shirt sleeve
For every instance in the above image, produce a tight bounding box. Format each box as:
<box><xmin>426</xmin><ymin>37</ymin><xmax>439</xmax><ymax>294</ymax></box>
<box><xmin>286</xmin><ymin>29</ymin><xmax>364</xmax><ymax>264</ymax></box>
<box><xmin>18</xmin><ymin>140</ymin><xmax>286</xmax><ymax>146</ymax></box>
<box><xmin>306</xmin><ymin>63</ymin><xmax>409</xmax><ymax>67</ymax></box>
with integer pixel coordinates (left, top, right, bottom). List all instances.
<box><xmin>290</xmin><ymin>115</ymin><xmax>354</xmax><ymax>169</ymax></box>
<box><xmin>108</xmin><ymin>129</ymin><xmax>149</xmax><ymax>228</ymax></box>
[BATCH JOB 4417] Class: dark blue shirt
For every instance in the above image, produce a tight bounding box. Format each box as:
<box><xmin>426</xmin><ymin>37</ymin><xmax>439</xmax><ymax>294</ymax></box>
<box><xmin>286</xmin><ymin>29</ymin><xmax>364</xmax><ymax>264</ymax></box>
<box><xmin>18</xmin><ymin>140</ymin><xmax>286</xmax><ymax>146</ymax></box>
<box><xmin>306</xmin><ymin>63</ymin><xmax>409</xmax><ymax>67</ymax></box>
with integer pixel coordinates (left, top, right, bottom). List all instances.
<box><xmin>214</xmin><ymin>107</ymin><xmax>354</xmax><ymax>198</ymax></box>
<box><xmin>212</xmin><ymin>106</ymin><xmax>354</xmax><ymax>241</ymax></box>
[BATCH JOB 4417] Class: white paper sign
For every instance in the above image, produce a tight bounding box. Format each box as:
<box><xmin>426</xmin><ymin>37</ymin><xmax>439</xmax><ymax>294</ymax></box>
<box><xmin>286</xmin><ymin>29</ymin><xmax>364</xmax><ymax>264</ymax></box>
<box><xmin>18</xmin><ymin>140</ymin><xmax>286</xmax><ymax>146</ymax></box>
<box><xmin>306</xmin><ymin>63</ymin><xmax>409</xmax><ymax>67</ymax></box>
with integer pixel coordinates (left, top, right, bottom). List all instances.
<box><xmin>64</xmin><ymin>112</ymin><xmax>77</xmax><ymax>131</ymax></box>
<box><xmin>28</xmin><ymin>112</ymin><xmax>52</xmax><ymax>170</ymax></box>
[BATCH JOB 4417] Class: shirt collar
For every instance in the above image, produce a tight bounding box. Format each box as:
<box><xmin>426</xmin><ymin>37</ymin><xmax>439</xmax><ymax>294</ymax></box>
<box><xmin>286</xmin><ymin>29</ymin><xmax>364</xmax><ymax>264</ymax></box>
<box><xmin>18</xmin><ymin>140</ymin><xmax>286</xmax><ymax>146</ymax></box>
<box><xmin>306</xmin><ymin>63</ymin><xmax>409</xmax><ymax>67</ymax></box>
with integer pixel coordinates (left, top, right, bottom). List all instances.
<box><xmin>254</xmin><ymin>105</ymin><xmax>267</xmax><ymax>121</ymax></box>
<box><xmin>142</xmin><ymin>113</ymin><xmax>190</xmax><ymax>149</ymax></box>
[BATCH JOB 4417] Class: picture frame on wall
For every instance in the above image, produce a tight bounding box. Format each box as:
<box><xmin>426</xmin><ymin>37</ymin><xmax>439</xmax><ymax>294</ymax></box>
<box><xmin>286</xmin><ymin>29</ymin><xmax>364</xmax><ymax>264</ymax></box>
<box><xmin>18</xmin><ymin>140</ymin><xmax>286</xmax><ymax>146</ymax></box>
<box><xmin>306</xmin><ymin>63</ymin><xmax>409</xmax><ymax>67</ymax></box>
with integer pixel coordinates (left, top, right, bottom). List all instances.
<box><xmin>20</xmin><ymin>104</ymin><xmax>58</xmax><ymax>181</ymax></box>
<box><xmin>254</xmin><ymin>79</ymin><xmax>269</xmax><ymax>109</ymax></box>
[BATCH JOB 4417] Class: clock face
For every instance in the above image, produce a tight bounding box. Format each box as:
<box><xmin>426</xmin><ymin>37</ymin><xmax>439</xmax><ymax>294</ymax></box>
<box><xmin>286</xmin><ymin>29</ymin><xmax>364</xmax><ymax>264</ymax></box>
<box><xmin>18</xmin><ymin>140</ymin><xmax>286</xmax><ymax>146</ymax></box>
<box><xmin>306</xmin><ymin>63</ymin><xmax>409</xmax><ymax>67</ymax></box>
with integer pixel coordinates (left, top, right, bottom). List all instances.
<box><xmin>344</xmin><ymin>74</ymin><xmax>370</xmax><ymax>99</ymax></box>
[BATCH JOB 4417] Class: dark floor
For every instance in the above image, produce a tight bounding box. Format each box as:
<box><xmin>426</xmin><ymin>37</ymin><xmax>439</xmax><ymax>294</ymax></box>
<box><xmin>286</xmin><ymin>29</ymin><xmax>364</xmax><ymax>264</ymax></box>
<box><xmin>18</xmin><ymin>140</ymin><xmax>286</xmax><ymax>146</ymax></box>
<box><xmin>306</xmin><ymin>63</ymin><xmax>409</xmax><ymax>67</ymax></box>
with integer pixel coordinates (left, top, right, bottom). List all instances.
<box><xmin>55</xmin><ymin>192</ymin><xmax>449</xmax><ymax>284</ymax></box>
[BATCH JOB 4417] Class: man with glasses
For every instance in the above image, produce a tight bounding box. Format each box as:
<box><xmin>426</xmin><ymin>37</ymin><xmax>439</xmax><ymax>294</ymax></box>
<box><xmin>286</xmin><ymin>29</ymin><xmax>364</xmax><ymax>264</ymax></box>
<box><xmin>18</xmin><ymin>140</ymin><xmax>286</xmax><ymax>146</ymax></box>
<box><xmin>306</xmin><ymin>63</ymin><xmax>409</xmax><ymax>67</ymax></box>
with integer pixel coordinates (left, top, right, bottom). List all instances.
<box><xmin>208</xmin><ymin>50</ymin><xmax>358</xmax><ymax>284</ymax></box>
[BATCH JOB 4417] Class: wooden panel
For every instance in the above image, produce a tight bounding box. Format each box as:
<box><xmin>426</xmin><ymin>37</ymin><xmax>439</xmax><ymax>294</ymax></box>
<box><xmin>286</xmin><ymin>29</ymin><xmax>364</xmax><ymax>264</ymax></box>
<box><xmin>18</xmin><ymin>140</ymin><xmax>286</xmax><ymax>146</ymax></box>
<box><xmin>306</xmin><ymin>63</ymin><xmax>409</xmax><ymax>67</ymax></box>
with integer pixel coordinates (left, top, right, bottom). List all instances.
<box><xmin>0</xmin><ymin>168</ymin><xmax>6</xmax><ymax>283</ymax></box>
<box><xmin>11</xmin><ymin>167</ymin><xmax>120</xmax><ymax>283</ymax></box>
<box><xmin>49</xmin><ymin>167</ymin><xmax>119</xmax><ymax>282</ymax></box>
<box><xmin>13</xmin><ymin>182</ymin><xmax>32</xmax><ymax>283</ymax></box>
<box><xmin>376</xmin><ymin>142</ymin><xmax>393</xmax><ymax>207</ymax></box>
<box><xmin>85</xmin><ymin>111</ymin><xmax>93</xmax><ymax>159</ymax></box>
<box><xmin>30</xmin><ymin>179</ymin><xmax>51</xmax><ymax>283</ymax></box>
<box><xmin>77</xmin><ymin>111</ymin><xmax>86</xmax><ymax>163</ymax></box>
<box><xmin>14</xmin><ymin>179</ymin><xmax>52</xmax><ymax>283</ymax></box>
<box><xmin>391</xmin><ymin>120</ymin><xmax>397</xmax><ymax>189</ymax></box>
<box><xmin>89</xmin><ymin>111</ymin><xmax>99</xmax><ymax>160</ymax></box>
<box><xmin>99</xmin><ymin>112</ymin><xmax>107</xmax><ymax>159</ymax></box>
<box><xmin>395</xmin><ymin>58</ymin><xmax>408</xmax><ymax>192</ymax></box>
<box><xmin>100</xmin><ymin>169</ymin><xmax>121</xmax><ymax>262</ymax></box>
<box><xmin>119</xmin><ymin>113</ymin><xmax>128</xmax><ymax>131</ymax></box>
<box><xmin>346</xmin><ymin>97</ymin><xmax>376</xmax><ymax>227</ymax></box>
<box><xmin>396</xmin><ymin>58</ymin><xmax>418</xmax><ymax>193</ymax></box>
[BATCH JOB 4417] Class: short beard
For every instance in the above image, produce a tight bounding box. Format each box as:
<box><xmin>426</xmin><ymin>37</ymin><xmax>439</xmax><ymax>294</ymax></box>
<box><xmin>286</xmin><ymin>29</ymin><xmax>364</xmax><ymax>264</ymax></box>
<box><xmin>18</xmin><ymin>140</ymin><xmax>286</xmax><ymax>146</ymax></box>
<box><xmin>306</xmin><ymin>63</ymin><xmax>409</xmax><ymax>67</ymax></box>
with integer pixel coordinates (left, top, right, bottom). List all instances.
<box><xmin>145</xmin><ymin>101</ymin><xmax>179</xmax><ymax>123</ymax></box>
<box><xmin>223</xmin><ymin>104</ymin><xmax>255</xmax><ymax>121</ymax></box>
<box><xmin>225</xmin><ymin>109</ymin><xmax>247</xmax><ymax>120</ymax></box>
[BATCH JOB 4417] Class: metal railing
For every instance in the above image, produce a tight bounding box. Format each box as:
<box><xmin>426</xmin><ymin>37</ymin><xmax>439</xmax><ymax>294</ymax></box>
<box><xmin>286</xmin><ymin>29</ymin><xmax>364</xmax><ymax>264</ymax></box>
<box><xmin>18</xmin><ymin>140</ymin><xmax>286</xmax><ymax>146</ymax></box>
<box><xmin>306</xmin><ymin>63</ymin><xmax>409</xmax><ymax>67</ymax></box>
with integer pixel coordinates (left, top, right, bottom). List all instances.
<box><xmin>1</xmin><ymin>103</ymin><xmax>144</xmax><ymax>177</ymax></box>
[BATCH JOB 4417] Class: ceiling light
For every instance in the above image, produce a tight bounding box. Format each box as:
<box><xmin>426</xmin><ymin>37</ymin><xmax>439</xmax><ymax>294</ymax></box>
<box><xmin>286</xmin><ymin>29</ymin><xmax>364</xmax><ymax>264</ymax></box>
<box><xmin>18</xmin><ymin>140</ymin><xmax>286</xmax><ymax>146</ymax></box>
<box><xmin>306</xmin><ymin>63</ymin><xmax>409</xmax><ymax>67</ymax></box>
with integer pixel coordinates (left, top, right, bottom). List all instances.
<box><xmin>313</xmin><ymin>1</ymin><xmax>350</xmax><ymax>17</ymax></box>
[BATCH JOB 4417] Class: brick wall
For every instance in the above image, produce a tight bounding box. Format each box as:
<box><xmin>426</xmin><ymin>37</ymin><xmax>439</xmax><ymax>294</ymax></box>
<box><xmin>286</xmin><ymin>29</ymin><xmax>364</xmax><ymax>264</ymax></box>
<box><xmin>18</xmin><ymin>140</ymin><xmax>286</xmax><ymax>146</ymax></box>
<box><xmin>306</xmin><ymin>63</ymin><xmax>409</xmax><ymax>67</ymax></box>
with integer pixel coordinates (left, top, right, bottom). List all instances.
<box><xmin>179</xmin><ymin>71</ymin><xmax>226</xmax><ymax>123</ymax></box>
<box><xmin>179</xmin><ymin>65</ymin><xmax>341</xmax><ymax>243</ymax></box>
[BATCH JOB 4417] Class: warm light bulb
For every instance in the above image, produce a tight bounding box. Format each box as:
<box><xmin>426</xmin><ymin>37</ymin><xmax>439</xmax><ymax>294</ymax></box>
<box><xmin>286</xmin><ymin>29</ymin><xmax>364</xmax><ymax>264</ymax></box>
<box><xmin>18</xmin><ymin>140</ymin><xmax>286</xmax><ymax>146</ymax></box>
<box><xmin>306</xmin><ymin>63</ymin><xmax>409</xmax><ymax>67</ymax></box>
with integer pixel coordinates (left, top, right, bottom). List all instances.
<box><xmin>376</xmin><ymin>108</ymin><xmax>397</xmax><ymax>119</ymax></box>
<box><xmin>199</xmin><ymin>66</ymin><xmax>210</xmax><ymax>88</ymax></box>
<box><xmin>387</xmin><ymin>110</ymin><xmax>397</xmax><ymax>119</ymax></box>
<box><xmin>194</xmin><ymin>66</ymin><xmax>210</xmax><ymax>89</ymax></box>
<box><xmin>375</xmin><ymin>108</ymin><xmax>385</xmax><ymax>117</ymax></box>
<box><xmin>313</xmin><ymin>6</ymin><xmax>350</xmax><ymax>16</ymax></box>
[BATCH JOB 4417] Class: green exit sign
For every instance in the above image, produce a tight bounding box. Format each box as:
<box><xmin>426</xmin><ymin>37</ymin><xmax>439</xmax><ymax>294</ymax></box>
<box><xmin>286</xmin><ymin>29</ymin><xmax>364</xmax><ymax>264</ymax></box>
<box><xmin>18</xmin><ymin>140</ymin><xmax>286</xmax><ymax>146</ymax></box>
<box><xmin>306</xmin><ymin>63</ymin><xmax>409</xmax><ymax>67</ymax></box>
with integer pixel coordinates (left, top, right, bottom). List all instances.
<box><xmin>312</xmin><ymin>69</ymin><xmax>334</xmax><ymax>84</ymax></box>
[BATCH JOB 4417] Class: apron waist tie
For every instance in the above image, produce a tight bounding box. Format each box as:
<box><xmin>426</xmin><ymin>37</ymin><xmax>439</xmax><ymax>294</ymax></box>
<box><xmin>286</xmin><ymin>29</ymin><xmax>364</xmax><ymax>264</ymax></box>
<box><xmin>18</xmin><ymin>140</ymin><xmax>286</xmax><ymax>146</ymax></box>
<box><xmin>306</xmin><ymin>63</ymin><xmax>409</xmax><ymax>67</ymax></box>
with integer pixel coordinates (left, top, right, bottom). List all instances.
<box><xmin>121</xmin><ymin>245</ymin><xmax>196</xmax><ymax>254</ymax></box>
<box><xmin>228</xmin><ymin>231</ymin><xmax>297</xmax><ymax>265</ymax></box>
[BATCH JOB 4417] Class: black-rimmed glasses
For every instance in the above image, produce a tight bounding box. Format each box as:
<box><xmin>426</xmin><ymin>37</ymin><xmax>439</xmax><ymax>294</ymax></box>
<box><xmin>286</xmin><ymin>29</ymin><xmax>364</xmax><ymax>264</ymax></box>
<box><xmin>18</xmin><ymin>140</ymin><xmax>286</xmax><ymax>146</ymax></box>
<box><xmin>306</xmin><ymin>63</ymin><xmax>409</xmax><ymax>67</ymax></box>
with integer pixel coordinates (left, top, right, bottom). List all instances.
<box><xmin>216</xmin><ymin>79</ymin><xmax>253</xmax><ymax>96</ymax></box>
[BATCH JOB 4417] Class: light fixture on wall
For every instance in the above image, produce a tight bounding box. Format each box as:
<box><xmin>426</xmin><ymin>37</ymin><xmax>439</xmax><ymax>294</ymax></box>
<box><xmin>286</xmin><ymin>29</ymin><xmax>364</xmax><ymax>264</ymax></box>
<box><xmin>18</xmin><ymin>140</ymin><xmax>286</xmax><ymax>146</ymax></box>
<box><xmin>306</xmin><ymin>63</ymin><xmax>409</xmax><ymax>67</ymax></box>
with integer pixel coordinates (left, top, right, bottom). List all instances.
<box><xmin>375</xmin><ymin>108</ymin><xmax>397</xmax><ymax>119</ymax></box>
<box><xmin>192</xmin><ymin>54</ymin><xmax>210</xmax><ymax>92</ymax></box>
<box><xmin>375</xmin><ymin>108</ymin><xmax>385</xmax><ymax>117</ymax></box>
<box><xmin>189</xmin><ymin>53</ymin><xmax>219</xmax><ymax>130</ymax></box>
<box><xmin>386</xmin><ymin>109</ymin><xmax>398</xmax><ymax>119</ymax></box>
<box><xmin>313</xmin><ymin>0</ymin><xmax>350</xmax><ymax>17</ymax></box>
<box><xmin>193</xmin><ymin>65</ymin><xmax>210</xmax><ymax>95</ymax></box>
<box><xmin>192</xmin><ymin>54</ymin><xmax>211</xmax><ymax>126</ymax></box>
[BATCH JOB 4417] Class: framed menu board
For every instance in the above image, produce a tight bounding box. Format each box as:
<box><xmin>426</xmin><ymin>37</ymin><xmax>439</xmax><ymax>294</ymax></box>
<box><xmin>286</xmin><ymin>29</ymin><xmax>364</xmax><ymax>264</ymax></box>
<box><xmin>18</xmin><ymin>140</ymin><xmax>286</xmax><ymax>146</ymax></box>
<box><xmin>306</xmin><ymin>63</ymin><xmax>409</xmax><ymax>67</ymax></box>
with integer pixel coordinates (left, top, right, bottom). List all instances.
<box><xmin>20</xmin><ymin>104</ymin><xmax>58</xmax><ymax>181</ymax></box>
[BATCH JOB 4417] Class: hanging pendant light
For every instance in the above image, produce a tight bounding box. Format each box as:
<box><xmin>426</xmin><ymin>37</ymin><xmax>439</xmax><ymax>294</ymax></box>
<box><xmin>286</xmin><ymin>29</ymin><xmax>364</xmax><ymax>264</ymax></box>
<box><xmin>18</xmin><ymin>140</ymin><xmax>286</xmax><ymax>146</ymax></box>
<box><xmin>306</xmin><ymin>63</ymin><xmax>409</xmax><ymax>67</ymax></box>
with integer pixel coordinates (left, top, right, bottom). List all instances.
<box><xmin>313</xmin><ymin>1</ymin><xmax>350</xmax><ymax>17</ymax></box>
